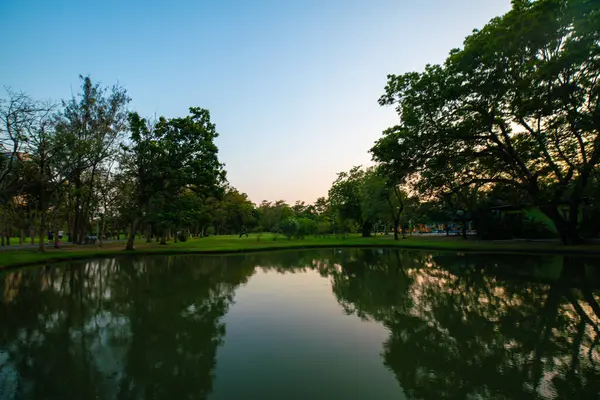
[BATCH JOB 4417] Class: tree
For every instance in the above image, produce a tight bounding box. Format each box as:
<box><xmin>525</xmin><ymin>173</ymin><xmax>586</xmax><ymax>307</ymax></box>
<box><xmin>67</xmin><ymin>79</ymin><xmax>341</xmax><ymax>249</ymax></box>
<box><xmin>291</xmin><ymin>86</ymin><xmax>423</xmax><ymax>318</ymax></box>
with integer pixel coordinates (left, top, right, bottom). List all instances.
<box><xmin>329</xmin><ymin>166</ymin><xmax>414</xmax><ymax>238</ymax></box>
<box><xmin>372</xmin><ymin>0</ymin><xmax>600</xmax><ymax>245</ymax></box>
<box><xmin>279</xmin><ymin>217</ymin><xmax>299</xmax><ymax>239</ymax></box>
<box><xmin>314</xmin><ymin>197</ymin><xmax>329</xmax><ymax>216</ymax></box>
<box><xmin>0</xmin><ymin>92</ymin><xmax>77</xmax><ymax>251</ymax></box>
<box><xmin>0</xmin><ymin>89</ymin><xmax>42</xmax><ymax>195</ymax></box>
<box><xmin>122</xmin><ymin>107</ymin><xmax>225</xmax><ymax>250</ymax></box>
<box><xmin>213</xmin><ymin>188</ymin><xmax>256</xmax><ymax>235</ymax></box>
<box><xmin>121</xmin><ymin>112</ymin><xmax>158</xmax><ymax>250</ymax></box>
<box><xmin>57</xmin><ymin>76</ymin><xmax>130</xmax><ymax>244</ymax></box>
<box><xmin>20</xmin><ymin>100</ymin><xmax>64</xmax><ymax>252</ymax></box>
<box><xmin>257</xmin><ymin>200</ymin><xmax>293</xmax><ymax>233</ymax></box>
<box><xmin>329</xmin><ymin>166</ymin><xmax>372</xmax><ymax>236</ymax></box>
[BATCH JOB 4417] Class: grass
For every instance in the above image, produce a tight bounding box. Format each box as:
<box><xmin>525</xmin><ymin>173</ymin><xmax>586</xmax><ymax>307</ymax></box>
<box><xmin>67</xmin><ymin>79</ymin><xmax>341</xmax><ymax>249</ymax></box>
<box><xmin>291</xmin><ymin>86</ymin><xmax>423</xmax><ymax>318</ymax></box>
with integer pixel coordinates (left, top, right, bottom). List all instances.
<box><xmin>1</xmin><ymin>233</ymin><xmax>600</xmax><ymax>270</ymax></box>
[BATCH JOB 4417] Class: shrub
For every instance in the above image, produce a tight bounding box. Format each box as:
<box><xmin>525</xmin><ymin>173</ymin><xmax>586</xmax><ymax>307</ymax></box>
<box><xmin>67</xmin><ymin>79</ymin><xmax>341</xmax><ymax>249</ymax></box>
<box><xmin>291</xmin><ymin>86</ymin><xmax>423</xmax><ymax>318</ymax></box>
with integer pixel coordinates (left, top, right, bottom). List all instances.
<box><xmin>296</xmin><ymin>218</ymin><xmax>317</xmax><ymax>239</ymax></box>
<box><xmin>522</xmin><ymin>215</ymin><xmax>555</xmax><ymax>239</ymax></box>
<box><xmin>280</xmin><ymin>217</ymin><xmax>299</xmax><ymax>239</ymax></box>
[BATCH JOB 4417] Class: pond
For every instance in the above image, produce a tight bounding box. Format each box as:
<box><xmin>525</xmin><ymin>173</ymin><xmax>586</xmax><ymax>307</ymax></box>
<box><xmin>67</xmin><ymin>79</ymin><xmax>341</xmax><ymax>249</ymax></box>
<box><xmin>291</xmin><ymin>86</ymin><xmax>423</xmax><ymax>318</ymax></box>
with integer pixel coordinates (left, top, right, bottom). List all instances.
<box><xmin>1</xmin><ymin>249</ymin><xmax>600</xmax><ymax>399</ymax></box>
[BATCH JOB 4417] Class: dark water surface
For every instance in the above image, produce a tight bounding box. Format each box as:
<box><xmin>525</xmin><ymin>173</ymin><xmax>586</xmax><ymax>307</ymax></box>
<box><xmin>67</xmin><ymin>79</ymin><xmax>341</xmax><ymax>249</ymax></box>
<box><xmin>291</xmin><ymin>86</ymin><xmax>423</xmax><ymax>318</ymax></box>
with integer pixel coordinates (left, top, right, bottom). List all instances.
<box><xmin>1</xmin><ymin>249</ymin><xmax>600</xmax><ymax>399</ymax></box>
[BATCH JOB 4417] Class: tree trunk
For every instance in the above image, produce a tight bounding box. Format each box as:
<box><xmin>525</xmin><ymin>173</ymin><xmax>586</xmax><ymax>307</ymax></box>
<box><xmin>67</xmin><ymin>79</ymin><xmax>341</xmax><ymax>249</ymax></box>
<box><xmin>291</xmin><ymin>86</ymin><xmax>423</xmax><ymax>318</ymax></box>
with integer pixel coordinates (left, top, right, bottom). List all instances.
<box><xmin>30</xmin><ymin>229</ymin><xmax>35</xmax><ymax>245</ymax></box>
<box><xmin>39</xmin><ymin>210</ymin><xmax>47</xmax><ymax>252</ymax></box>
<box><xmin>361</xmin><ymin>221</ymin><xmax>372</xmax><ymax>238</ymax></box>
<box><xmin>73</xmin><ymin>173</ymin><xmax>82</xmax><ymax>244</ymax></box>
<box><xmin>462</xmin><ymin>219</ymin><xmax>467</xmax><ymax>239</ymax></box>
<box><xmin>99</xmin><ymin>217</ymin><xmax>105</xmax><ymax>247</ymax></box>
<box><xmin>20</xmin><ymin>229</ymin><xmax>25</xmax><ymax>245</ymax></box>
<box><xmin>541</xmin><ymin>205</ymin><xmax>583</xmax><ymax>245</ymax></box>
<box><xmin>393</xmin><ymin>222</ymin><xmax>399</xmax><ymax>241</ymax></box>
<box><xmin>68</xmin><ymin>222</ymin><xmax>74</xmax><ymax>243</ymax></box>
<box><xmin>125</xmin><ymin>218</ymin><xmax>139</xmax><ymax>251</ymax></box>
<box><xmin>160</xmin><ymin>232</ymin><xmax>167</xmax><ymax>245</ymax></box>
<box><xmin>80</xmin><ymin>165</ymin><xmax>98</xmax><ymax>244</ymax></box>
<box><xmin>54</xmin><ymin>226</ymin><xmax>60</xmax><ymax>248</ymax></box>
<box><xmin>66</xmin><ymin>193</ymin><xmax>74</xmax><ymax>243</ymax></box>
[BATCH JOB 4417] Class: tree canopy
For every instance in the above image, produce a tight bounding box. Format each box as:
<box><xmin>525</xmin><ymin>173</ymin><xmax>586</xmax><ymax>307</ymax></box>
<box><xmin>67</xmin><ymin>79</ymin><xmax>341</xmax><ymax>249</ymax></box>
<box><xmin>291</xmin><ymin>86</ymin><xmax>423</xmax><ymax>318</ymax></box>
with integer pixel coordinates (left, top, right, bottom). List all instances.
<box><xmin>371</xmin><ymin>0</ymin><xmax>600</xmax><ymax>244</ymax></box>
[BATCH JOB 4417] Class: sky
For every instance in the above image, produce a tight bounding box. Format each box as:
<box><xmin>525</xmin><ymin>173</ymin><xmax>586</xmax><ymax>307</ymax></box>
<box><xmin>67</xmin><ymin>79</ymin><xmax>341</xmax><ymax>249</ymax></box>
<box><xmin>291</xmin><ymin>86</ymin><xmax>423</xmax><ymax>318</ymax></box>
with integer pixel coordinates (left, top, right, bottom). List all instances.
<box><xmin>0</xmin><ymin>0</ymin><xmax>512</xmax><ymax>204</ymax></box>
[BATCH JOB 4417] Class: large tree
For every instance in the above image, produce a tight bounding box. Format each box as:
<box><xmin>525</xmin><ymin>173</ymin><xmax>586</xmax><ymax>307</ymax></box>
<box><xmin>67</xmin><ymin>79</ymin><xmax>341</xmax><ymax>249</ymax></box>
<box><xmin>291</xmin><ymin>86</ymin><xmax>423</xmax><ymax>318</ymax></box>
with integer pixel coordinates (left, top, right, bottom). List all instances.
<box><xmin>328</xmin><ymin>166</ymin><xmax>371</xmax><ymax>236</ymax></box>
<box><xmin>372</xmin><ymin>0</ymin><xmax>600</xmax><ymax>244</ymax></box>
<box><xmin>122</xmin><ymin>108</ymin><xmax>225</xmax><ymax>250</ymax></box>
<box><xmin>57</xmin><ymin>76</ymin><xmax>130</xmax><ymax>244</ymax></box>
<box><xmin>329</xmin><ymin>166</ymin><xmax>410</xmax><ymax>237</ymax></box>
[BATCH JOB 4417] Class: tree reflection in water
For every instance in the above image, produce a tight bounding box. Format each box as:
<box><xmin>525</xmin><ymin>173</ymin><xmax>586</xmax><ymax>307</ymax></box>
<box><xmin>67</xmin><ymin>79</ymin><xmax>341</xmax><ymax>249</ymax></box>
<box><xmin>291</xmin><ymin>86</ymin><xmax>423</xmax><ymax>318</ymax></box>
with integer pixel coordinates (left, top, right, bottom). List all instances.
<box><xmin>1</xmin><ymin>250</ymin><xmax>599</xmax><ymax>400</ymax></box>
<box><xmin>0</xmin><ymin>255</ymin><xmax>255</xmax><ymax>400</ymax></box>
<box><xmin>323</xmin><ymin>250</ymin><xmax>600</xmax><ymax>399</ymax></box>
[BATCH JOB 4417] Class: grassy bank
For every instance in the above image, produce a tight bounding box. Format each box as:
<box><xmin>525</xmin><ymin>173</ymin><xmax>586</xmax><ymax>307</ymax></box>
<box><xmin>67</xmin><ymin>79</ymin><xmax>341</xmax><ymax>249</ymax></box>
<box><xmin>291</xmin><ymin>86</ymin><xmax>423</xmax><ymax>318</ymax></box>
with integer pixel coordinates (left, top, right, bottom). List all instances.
<box><xmin>2</xmin><ymin>234</ymin><xmax>600</xmax><ymax>270</ymax></box>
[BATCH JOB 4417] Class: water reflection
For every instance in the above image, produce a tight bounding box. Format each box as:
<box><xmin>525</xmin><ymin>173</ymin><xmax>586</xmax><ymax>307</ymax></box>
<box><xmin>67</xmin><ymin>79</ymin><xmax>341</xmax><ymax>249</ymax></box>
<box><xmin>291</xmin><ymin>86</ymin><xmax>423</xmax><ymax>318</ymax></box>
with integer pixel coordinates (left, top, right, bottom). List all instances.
<box><xmin>0</xmin><ymin>256</ymin><xmax>256</xmax><ymax>400</ymax></box>
<box><xmin>1</xmin><ymin>250</ymin><xmax>599</xmax><ymax>399</ymax></box>
<box><xmin>322</xmin><ymin>251</ymin><xmax>600</xmax><ymax>399</ymax></box>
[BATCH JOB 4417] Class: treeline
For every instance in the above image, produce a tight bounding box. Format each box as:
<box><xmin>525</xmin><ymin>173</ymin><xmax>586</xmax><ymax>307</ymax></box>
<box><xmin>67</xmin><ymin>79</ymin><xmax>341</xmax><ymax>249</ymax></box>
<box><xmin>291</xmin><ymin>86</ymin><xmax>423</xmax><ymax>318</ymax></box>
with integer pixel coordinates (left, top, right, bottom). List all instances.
<box><xmin>0</xmin><ymin>77</ymin><xmax>410</xmax><ymax>250</ymax></box>
<box><xmin>2</xmin><ymin>0</ymin><xmax>599</xmax><ymax>248</ymax></box>
<box><xmin>0</xmin><ymin>77</ymin><xmax>233</xmax><ymax>251</ymax></box>
<box><xmin>0</xmin><ymin>76</ymin><xmax>453</xmax><ymax>251</ymax></box>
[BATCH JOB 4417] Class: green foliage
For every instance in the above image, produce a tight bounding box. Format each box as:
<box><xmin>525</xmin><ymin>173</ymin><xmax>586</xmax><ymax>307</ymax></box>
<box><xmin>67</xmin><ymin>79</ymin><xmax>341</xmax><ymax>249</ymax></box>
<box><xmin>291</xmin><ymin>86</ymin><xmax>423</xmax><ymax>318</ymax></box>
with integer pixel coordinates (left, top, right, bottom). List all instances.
<box><xmin>316</xmin><ymin>221</ymin><xmax>332</xmax><ymax>236</ymax></box>
<box><xmin>296</xmin><ymin>217</ymin><xmax>317</xmax><ymax>239</ymax></box>
<box><xmin>329</xmin><ymin>165</ymin><xmax>414</xmax><ymax>238</ymax></box>
<box><xmin>212</xmin><ymin>188</ymin><xmax>257</xmax><ymax>235</ymax></box>
<box><xmin>329</xmin><ymin>166</ymin><xmax>364</xmax><ymax>225</ymax></box>
<box><xmin>522</xmin><ymin>215</ymin><xmax>556</xmax><ymax>240</ymax></box>
<box><xmin>122</xmin><ymin>107</ymin><xmax>225</xmax><ymax>246</ymax></box>
<box><xmin>258</xmin><ymin>200</ymin><xmax>294</xmax><ymax>232</ymax></box>
<box><xmin>372</xmin><ymin>0</ymin><xmax>600</xmax><ymax>244</ymax></box>
<box><xmin>279</xmin><ymin>217</ymin><xmax>299</xmax><ymax>239</ymax></box>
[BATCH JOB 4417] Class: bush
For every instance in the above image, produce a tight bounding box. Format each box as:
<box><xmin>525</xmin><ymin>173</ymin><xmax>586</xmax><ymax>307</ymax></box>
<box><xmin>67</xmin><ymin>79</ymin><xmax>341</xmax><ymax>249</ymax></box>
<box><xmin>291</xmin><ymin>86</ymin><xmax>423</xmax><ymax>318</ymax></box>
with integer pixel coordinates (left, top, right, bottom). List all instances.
<box><xmin>522</xmin><ymin>215</ymin><xmax>555</xmax><ymax>239</ymax></box>
<box><xmin>296</xmin><ymin>218</ymin><xmax>317</xmax><ymax>239</ymax></box>
<box><xmin>279</xmin><ymin>217</ymin><xmax>299</xmax><ymax>239</ymax></box>
<box><xmin>316</xmin><ymin>221</ymin><xmax>331</xmax><ymax>236</ymax></box>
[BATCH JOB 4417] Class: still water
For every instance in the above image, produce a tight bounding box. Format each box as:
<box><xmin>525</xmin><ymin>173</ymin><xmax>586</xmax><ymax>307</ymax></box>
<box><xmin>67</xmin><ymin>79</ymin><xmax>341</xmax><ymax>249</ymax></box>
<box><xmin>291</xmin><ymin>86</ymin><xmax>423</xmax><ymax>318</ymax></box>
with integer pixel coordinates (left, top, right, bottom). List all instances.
<box><xmin>1</xmin><ymin>249</ymin><xmax>600</xmax><ymax>399</ymax></box>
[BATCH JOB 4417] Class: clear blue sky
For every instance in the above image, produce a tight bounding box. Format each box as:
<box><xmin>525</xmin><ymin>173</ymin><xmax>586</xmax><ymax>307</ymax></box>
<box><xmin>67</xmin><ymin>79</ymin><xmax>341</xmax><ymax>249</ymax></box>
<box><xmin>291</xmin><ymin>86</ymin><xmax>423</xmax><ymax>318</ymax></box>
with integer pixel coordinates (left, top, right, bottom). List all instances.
<box><xmin>1</xmin><ymin>0</ymin><xmax>511</xmax><ymax>204</ymax></box>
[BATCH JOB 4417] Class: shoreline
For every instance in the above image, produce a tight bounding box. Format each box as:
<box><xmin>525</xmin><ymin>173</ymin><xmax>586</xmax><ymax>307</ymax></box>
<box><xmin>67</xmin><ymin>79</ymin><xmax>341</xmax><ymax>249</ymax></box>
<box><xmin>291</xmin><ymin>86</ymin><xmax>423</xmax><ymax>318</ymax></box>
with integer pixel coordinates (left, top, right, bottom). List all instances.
<box><xmin>2</xmin><ymin>235</ymin><xmax>600</xmax><ymax>271</ymax></box>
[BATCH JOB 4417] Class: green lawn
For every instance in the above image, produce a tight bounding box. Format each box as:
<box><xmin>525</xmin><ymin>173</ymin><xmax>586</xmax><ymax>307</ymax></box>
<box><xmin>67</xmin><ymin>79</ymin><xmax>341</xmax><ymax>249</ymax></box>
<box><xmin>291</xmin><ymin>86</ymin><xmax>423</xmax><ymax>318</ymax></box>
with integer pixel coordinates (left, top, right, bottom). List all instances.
<box><xmin>2</xmin><ymin>233</ymin><xmax>600</xmax><ymax>270</ymax></box>
<box><xmin>3</xmin><ymin>235</ymin><xmax>132</xmax><ymax>245</ymax></box>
